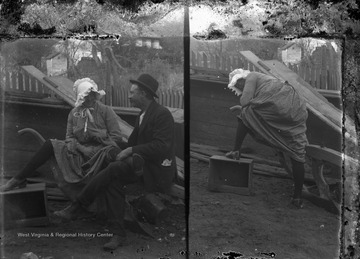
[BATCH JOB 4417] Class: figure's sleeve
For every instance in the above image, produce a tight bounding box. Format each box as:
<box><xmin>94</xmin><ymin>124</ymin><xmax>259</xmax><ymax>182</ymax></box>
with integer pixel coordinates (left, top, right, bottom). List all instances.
<box><xmin>65</xmin><ymin>110</ymin><xmax>75</xmax><ymax>142</ymax></box>
<box><xmin>105</xmin><ymin>106</ymin><xmax>125</xmax><ymax>145</ymax></box>
<box><xmin>240</xmin><ymin>73</ymin><xmax>257</xmax><ymax>107</ymax></box>
<box><xmin>132</xmin><ymin>109</ymin><xmax>174</xmax><ymax>160</ymax></box>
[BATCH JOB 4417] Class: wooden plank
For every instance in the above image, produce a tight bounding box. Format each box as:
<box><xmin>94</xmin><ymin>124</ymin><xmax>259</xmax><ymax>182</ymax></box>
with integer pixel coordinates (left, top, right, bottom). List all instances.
<box><xmin>170</xmin><ymin>184</ymin><xmax>184</xmax><ymax>199</ymax></box>
<box><xmin>1</xmin><ymin>182</ymin><xmax>46</xmax><ymax>194</ymax></box>
<box><xmin>190</xmin><ymin>143</ymin><xmax>281</xmax><ymax>169</ymax></box>
<box><xmin>190</xmin><ymin>151</ymin><xmax>210</xmax><ymax>162</ymax></box>
<box><xmin>44</xmin><ymin>76</ymin><xmax>76</xmax><ymax>101</ymax></box>
<box><xmin>190</xmin><ymin>148</ymin><xmax>336</xmax><ymax>185</ymax></box>
<box><xmin>196</xmin><ymin>149</ymin><xmax>284</xmax><ymax>170</ymax></box>
<box><xmin>306</xmin><ymin>144</ymin><xmax>358</xmax><ymax>174</ymax></box>
<box><xmin>21</xmin><ymin>66</ymin><xmax>75</xmax><ymax>106</ymax></box>
<box><xmin>317</xmin><ymin>89</ymin><xmax>341</xmax><ymax>99</ymax></box>
<box><xmin>239</xmin><ymin>51</ymin><xmax>274</xmax><ymax>75</ymax></box>
<box><xmin>3</xmin><ymin>96</ymin><xmax>69</xmax><ymax>109</ymax></box>
<box><xmin>302</xmin><ymin>188</ymin><xmax>340</xmax><ymax>215</ymax></box>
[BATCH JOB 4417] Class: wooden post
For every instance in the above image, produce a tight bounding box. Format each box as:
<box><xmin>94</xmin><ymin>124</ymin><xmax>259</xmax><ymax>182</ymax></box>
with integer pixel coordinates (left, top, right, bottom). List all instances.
<box><xmin>203</xmin><ymin>52</ymin><xmax>208</xmax><ymax>69</ymax></box>
<box><xmin>227</xmin><ymin>56</ymin><xmax>232</xmax><ymax>71</ymax></box>
<box><xmin>215</xmin><ymin>55</ymin><xmax>220</xmax><ymax>70</ymax></box>
<box><xmin>210</xmin><ymin>54</ymin><xmax>215</xmax><ymax>69</ymax></box>
<box><xmin>11</xmin><ymin>72</ymin><xmax>17</xmax><ymax>92</ymax></box>
<box><xmin>24</xmin><ymin>72</ymin><xmax>30</xmax><ymax>92</ymax></box>
<box><xmin>191</xmin><ymin>51</ymin><xmax>196</xmax><ymax>67</ymax></box>
<box><xmin>5</xmin><ymin>71</ymin><xmax>10</xmax><ymax>91</ymax></box>
<box><xmin>178</xmin><ymin>90</ymin><xmax>184</xmax><ymax>109</ymax></box>
<box><xmin>18</xmin><ymin>71</ymin><xmax>24</xmax><ymax>93</ymax></box>
<box><xmin>321</xmin><ymin>67</ymin><xmax>327</xmax><ymax>90</ymax></box>
<box><xmin>237</xmin><ymin>56</ymin><xmax>245</xmax><ymax>68</ymax></box>
<box><xmin>221</xmin><ymin>55</ymin><xmax>226</xmax><ymax>71</ymax></box>
<box><xmin>315</xmin><ymin>68</ymin><xmax>320</xmax><ymax>89</ymax></box>
<box><xmin>305</xmin><ymin>65</ymin><xmax>310</xmax><ymax>85</ymax></box>
<box><xmin>104</xmin><ymin>61</ymin><xmax>111</xmax><ymax>106</ymax></box>
<box><xmin>196</xmin><ymin>52</ymin><xmax>202</xmax><ymax>67</ymax></box>
<box><xmin>310</xmin><ymin>65</ymin><xmax>316</xmax><ymax>87</ymax></box>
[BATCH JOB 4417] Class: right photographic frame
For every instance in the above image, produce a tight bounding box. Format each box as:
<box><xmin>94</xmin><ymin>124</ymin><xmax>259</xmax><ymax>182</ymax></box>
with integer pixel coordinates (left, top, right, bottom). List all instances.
<box><xmin>188</xmin><ymin>3</ymin><xmax>359</xmax><ymax>258</ymax></box>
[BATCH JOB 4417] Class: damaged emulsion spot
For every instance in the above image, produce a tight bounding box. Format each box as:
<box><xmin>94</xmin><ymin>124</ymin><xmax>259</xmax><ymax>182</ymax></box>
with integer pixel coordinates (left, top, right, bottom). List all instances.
<box><xmin>221</xmin><ymin>251</ymin><xmax>243</xmax><ymax>258</ymax></box>
<box><xmin>216</xmin><ymin>250</ymin><xmax>276</xmax><ymax>259</ymax></box>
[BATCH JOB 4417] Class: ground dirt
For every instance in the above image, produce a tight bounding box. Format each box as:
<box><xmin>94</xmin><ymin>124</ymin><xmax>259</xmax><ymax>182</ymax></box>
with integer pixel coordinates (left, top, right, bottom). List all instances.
<box><xmin>189</xmin><ymin>157</ymin><xmax>340</xmax><ymax>259</ymax></box>
<box><xmin>1</xmin><ymin>196</ymin><xmax>186</xmax><ymax>259</ymax></box>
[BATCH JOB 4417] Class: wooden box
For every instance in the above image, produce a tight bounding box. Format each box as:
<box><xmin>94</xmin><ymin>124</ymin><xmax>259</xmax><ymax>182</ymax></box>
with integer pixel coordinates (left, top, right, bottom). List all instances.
<box><xmin>1</xmin><ymin>182</ymin><xmax>49</xmax><ymax>227</ymax></box>
<box><xmin>208</xmin><ymin>155</ymin><xmax>253</xmax><ymax>195</ymax></box>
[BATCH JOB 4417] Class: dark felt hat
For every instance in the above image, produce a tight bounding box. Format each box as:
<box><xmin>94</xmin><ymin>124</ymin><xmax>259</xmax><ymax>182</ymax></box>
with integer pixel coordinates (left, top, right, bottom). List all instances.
<box><xmin>130</xmin><ymin>74</ymin><xmax>159</xmax><ymax>98</ymax></box>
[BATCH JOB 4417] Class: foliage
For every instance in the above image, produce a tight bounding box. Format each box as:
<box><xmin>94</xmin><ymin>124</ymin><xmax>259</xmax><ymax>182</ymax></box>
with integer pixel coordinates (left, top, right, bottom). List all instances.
<box><xmin>0</xmin><ymin>38</ymin><xmax>58</xmax><ymax>70</ymax></box>
<box><xmin>108</xmin><ymin>39</ymin><xmax>183</xmax><ymax>90</ymax></box>
<box><xmin>259</xmin><ymin>0</ymin><xmax>359</xmax><ymax>36</ymax></box>
<box><xmin>0</xmin><ymin>0</ymin><xmax>23</xmax><ymax>25</ymax></box>
<box><xmin>21</xmin><ymin>2</ymin><xmax>61</xmax><ymax>30</ymax></box>
<box><xmin>189</xmin><ymin>0</ymin><xmax>360</xmax><ymax>36</ymax></box>
<box><xmin>18</xmin><ymin>0</ymin><xmax>182</xmax><ymax>35</ymax></box>
<box><xmin>2</xmin><ymin>0</ymin><xmax>360</xmax><ymax>37</ymax></box>
<box><xmin>0</xmin><ymin>17</ymin><xmax>20</xmax><ymax>36</ymax></box>
<box><xmin>21</xmin><ymin>0</ymin><xmax>105</xmax><ymax>34</ymax></box>
<box><xmin>141</xmin><ymin>58</ymin><xmax>183</xmax><ymax>90</ymax></box>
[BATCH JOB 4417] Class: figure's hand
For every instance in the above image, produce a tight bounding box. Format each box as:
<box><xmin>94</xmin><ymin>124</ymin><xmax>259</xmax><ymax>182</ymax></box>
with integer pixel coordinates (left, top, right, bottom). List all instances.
<box><xmin>225</xmin><ymin>151</ymin><xmax>240</xmax><ymax>160</ymax></box>
<box><xmin>76</xmin><ymin>144</ymin><xmax>96</xmax><ymax>158</ymax></box>
<box><xmin>230</xmin><ymin>105</ymin><xmax>242</xmax><ymax>112</ymax></box>
<box><xmin>116</xmin><ymin>147</ymin><xmax>132</xmax><ymax>161</ymax></box>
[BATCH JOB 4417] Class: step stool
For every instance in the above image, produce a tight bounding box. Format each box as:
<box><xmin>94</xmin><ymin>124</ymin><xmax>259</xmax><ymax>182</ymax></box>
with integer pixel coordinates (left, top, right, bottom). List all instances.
<box><xmin>1</xmin><ymin>182</ymin><xmax>49</xmax><ymax>228</ymax></box>
<box><xmin>208</xmin><ymin>155</ymin><xmax>253</xmax><ymax>196</ymax></box>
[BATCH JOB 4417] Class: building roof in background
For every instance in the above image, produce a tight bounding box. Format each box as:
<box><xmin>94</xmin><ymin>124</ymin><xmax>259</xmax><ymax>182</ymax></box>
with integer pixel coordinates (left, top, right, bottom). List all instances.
<box><xmin>280</xmin><ymin>42</ymin><xmax>298</xmax><ymax>50</ymax></box>
<box><xmin>44</xmin><ymin>52</ymin><xmax>63</xmax><ymax>60</ymax></box>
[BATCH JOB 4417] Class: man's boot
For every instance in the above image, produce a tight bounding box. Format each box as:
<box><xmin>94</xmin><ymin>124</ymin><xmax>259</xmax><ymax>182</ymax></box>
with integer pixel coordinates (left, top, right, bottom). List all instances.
<box><xmin>103</xmin><ymin>235</ymin><xmax>127</xmax><ymax>251</ymax></box>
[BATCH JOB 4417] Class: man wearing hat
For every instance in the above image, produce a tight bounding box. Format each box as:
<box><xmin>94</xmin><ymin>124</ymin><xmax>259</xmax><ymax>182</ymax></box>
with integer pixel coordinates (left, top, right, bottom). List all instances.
<box><xmin>55</xmin><ymin>74</ymin><xmax>177</xmax><ymax>251</ymax></box>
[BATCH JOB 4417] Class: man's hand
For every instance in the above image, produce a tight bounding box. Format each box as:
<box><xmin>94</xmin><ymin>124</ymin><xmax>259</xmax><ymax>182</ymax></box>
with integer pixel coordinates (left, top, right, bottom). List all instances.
<box><xmin>66</xmin><ymin>139</ymin><xmax>77</xmax><ymax>154</ymax></box>
<box><xmin>116</xmin><ymin>147</ymin><xmax>132</xmax><ymax>161</ymax></box>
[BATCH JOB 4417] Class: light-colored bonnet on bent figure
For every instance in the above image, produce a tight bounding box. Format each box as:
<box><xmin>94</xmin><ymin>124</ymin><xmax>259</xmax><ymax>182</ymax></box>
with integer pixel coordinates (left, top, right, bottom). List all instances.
<box><xmin>227</xmin><ymin>68</ymin><xmax>251</xmax><ymax>96</ymax></box>
<box><xmin>73</xmin><ymin>78</ymin><xmax>106</xmax><ymax>107</ymax></box>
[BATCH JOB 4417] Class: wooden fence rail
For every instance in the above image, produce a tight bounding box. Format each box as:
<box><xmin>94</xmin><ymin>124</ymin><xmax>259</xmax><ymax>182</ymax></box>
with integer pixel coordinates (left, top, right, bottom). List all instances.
<box><xmin>2</xmin><ymin>68</ymin><xmax>184</xmax><ymax>109</ymax></box>
<box><xmin>3</xmin><ymin>70</ymin><xmax>51</xmax><ymax>97</ymax></box>
<box><xmin>190</xmin><ymin>50</ymin><xmax>340</xmax><ymax>91</ymax></box>
<box><xmin>191</xmin><ymin>50</ymin><xmax>263</xmax><ymax>73</ymax></box>
<box><xmin>287</xmin><ymin>63</ymin><xmax>339</xmax><ymax>91</ymax></box>
<box><xmin>112</xmin><ymin>86</ymin><xmax>184</xmax><ymax>109</ymax></box>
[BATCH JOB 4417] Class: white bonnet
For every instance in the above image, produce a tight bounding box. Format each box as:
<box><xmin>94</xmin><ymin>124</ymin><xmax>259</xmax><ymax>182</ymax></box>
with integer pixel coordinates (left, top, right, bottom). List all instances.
<box><xmin>73</xmin><ymin>78</ymin><xmax>105</xmax><ymax>107</ymax></box>
<box><xmin>227</xmin><ymin>68</ymin><xmax>251</xmax><ymax>96</ymax></box>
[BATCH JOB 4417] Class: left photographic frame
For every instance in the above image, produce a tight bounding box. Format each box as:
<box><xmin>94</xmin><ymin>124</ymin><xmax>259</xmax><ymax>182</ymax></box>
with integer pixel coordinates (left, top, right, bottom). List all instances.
<box><xmin>0</xmin><ymin>29</ymin><xmax>186</xmax><ymax>258</ymax></box>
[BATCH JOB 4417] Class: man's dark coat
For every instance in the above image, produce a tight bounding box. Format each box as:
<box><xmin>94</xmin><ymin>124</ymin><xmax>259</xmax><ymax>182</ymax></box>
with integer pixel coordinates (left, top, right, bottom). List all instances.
<box><xmin>128</xmin><ymin>101</ymin><xmax>177</xmax><ymax>193</ymax></box>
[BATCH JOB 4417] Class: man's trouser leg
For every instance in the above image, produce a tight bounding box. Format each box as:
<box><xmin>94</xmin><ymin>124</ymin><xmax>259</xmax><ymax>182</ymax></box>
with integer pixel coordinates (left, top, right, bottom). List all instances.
<box><xmin>77</xmin><ymin>160</ymin><xmax>139</xmax><ymax>235</ymax></box>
